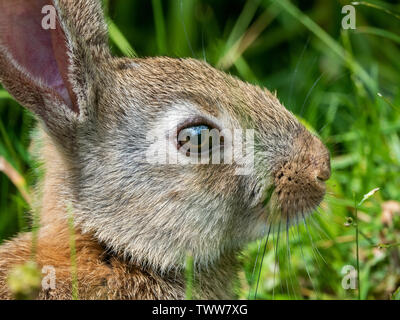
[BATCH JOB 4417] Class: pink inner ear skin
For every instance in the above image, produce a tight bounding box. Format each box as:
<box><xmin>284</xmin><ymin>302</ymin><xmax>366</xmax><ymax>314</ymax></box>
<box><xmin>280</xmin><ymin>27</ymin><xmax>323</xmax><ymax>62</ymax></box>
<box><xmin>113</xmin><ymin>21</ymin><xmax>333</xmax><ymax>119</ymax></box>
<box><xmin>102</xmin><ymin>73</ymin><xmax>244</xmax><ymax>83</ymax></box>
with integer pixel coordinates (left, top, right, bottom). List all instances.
<box><xmin>0</xmin><ymin>0</ymin><xmax>77</xmax><ymax>113</ymax></box>
<box><xmin>51</xmin><ymin>16</ymin><xmax>78</xmax><ymax>113</ymax></box>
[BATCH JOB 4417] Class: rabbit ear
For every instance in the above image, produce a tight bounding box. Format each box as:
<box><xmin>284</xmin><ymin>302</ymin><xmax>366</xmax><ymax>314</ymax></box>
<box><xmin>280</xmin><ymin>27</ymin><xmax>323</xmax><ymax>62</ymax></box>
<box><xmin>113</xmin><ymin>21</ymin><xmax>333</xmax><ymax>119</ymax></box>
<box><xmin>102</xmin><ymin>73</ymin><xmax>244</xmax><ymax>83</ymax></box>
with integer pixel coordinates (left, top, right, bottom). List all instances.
<box><xmin>0</xmin><ymin>0</ymin><xmax>109</xmax><ymax>132</ymax></box>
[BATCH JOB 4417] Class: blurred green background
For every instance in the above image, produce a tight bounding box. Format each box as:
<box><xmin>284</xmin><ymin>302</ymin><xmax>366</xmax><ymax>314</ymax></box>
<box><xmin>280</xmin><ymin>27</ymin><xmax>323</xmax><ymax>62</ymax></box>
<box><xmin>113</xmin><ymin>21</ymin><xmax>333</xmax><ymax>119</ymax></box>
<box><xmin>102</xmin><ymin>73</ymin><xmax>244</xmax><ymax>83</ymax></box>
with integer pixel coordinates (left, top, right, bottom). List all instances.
<box><xmin>1</xmin><ymin>0</ymin><xmax>400</xmax><ymax>300</ymax></box>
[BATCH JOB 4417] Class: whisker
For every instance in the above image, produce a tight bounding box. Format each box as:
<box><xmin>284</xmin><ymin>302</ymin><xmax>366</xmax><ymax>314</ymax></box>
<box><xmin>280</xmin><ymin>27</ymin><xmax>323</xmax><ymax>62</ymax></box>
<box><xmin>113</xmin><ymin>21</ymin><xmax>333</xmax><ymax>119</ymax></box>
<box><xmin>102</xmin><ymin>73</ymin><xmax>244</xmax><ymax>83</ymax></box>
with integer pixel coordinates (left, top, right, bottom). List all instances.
<box><xmin>248</xmin><ymin>224</ymin><xmax>267</xmax><ymax>299</ymax></box>
<box><xmin>288</xmin><ymin>37</ymin><xmax>310</xmax><ymax>109</ymax></box>
<box><xmin>300</xmin><ymin>73</ymin><xmax>324</xmax><ymax>117</ymax></box>
<box><xmin>254</xmin><ymin>223</ymin><xmax>272</xmax><ymax>299</ymax></box>
<box><xmin>294</xmin><ymin>215</ymin><xmax>318</xmax><ymax>298</ymax></box>
<box><xmin>318</xmin><ymin>205</ymin><xmax>334</xmax><ymax>221</ymax></box>
<box><xmin>311</xmin><ymin>210</ymin><xmax>331</xmax><ymax>241</ymax></box>
<box><xmin>248</xmin><ymin>239</ymin><xmax>262</xmax><ymax>300</ymax></box>
<box><xmin>272</xmin><ymin>220</ymin><xmax>283</xmax><ymax>299</ymax></box>
<box><xmin>286</xmin><ymin>216</ymin><xmax>297</xmax><ymax>299</ymax></box>
<box><xmin>302</xmin><ymin>212</ymin><xmax>327</xmax><ymax>265</ymax></box>
<box><xmin>303</xmin><ymin>70</ymin><xmax>350</xmax><ymax>134</ymax></box>
<box><xmin>318</xmin><ymin>123</ymin><xmax>329</xmax><ymax>135</ymax></box>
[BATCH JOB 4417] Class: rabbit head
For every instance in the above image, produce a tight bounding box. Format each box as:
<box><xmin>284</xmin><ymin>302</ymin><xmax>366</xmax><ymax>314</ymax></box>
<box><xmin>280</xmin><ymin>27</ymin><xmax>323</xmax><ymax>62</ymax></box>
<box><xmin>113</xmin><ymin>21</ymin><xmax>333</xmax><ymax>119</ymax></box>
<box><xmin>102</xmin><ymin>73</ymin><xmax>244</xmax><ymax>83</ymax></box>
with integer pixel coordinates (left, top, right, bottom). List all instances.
<box><xmin>0</xmin><ymin>0</ymin><xmax>330</xmax><ymax>272</ymax></box>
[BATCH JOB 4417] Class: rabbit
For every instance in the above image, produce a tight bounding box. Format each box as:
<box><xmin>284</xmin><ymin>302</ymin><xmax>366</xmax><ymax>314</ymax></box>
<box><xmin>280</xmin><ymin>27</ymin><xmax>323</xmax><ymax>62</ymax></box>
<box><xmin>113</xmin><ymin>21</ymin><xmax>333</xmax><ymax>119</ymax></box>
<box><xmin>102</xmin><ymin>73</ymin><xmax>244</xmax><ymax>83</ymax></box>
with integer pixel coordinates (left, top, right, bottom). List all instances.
<box><xmin>0</xmin><ymin>0</ymin><xmax>331</xmax><ymax>300</ymax></box>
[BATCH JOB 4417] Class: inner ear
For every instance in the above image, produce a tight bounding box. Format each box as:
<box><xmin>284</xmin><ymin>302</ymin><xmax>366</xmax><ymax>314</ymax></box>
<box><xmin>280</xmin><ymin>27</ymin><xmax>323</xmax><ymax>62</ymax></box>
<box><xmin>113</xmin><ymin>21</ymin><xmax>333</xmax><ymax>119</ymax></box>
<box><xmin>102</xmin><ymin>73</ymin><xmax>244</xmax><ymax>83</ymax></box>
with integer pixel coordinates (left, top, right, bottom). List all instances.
<box><xmin>51</xmin><ymin>16</ymin><xmax>78</xmax><ymax>113</ymax></box>
<box><xmin>0</xmin><ymin>0</ymin><xmax>78</xmax><ymax>113</ymax></box>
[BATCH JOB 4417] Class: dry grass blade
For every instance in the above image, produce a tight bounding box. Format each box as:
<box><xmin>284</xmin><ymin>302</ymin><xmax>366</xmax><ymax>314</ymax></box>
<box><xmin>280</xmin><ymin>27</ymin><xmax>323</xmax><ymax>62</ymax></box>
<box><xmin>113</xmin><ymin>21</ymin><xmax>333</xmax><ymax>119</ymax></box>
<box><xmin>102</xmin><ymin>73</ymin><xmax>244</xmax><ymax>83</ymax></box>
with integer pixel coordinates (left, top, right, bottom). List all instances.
<box><xmin>0</xmin><ymin>156</ymin><xmax>31</xmax><ymax>205</ymax></box>
<box><xmin>218</xmin><ymin>7</ymin><xmax>278</xmax><ymax>70</ymax></box>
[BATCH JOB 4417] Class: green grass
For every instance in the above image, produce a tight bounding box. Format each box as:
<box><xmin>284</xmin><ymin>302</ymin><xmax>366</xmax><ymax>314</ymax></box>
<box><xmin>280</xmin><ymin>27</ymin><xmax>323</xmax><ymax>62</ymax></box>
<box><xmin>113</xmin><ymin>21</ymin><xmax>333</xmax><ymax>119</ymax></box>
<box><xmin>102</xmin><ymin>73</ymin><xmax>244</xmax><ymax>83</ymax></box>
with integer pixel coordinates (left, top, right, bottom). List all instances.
<box><xmin>185</xmin><ymin>253</ymin><xmax>194</xmax><ymax>300</ymax></box>
<box><xmin>67</xmin><ymin>205</ymin><xmax>79</xmax><ymax>300</ymax></box>
<box><xmin>1</xmin><ymin>0</ymin><xmax>400</xmax><ymax>300</ymax></box>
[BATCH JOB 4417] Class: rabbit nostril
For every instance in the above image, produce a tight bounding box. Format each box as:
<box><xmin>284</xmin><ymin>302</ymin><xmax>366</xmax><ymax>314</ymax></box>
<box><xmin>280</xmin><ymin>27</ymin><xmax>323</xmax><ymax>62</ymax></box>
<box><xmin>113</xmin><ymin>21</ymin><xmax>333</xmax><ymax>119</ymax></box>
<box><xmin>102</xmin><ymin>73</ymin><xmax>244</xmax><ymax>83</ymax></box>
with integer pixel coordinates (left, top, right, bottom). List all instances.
<box><xmin>316</xmin><ymin>156</ymin><xmax>331</xmax><ymax>182</ymax></box>
<box><xmin>317</xmin><ymin>167</ymin><xmax>331</xmax><ymax>181</ymax></box>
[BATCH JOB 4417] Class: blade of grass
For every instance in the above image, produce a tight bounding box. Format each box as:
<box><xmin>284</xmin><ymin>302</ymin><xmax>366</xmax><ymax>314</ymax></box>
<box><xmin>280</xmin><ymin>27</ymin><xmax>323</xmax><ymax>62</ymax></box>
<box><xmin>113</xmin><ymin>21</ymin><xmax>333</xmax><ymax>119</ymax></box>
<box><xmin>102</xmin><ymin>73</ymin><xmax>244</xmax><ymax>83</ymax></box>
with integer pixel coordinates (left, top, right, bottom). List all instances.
<box><xmin>219</xmin><ymin>5</ymin><xmax>278</xmax><ymax>69</ymax></box>
<box><xmin>67</xmin><ymin>204</ymin><xmax>79</xmax><ymax>300</ymax></box>
<box><xmin>0</xmin><ymin>157</ymin><xmax>31</xmax><ymax>205</ymax></box>
<box><xmin>0</xmin><ymin>90</ymin><xmax>11</xmax><ymax>99</ymax></box>
<box><xmin>352</xmin><ymin>1</ymin><xmax>400</xmax><ymax>20</ymax></box>
<box><xmin>375</xmin><ymin>242</ymin><xmax>400</xmax><ymax>249</ymax></box>
<box><xmin>185</xmin><ymin>252</ymin><xmax>194</xmax><ymax>300</ymax></box>
<box><xmin>353</xmin><ymin>188</ymin><xmax>380</xmax><ymax>300</ymax></box>
<box><xmin>354</xmin><ymin>195</ymin><xmax>360</xmax><ymax>300</ymax></box>
<box><xmin>217</xmin><ymin>0</ymin><xmax>261</xmax><ymax>67</ymax></box>
<box><xmin>102</xmin><ymin>0</ymin><xmax>109</xmax><ymax>16</ymax></box>
<box><xmin>234</xmin><ymin>56</ymin><xmax>258</xmax><ymax>82</ymax></box>
<box><xmin>108</xmin><ymin>19</ymin><xmax>137</xmax><ymax>57</ymax></box>
<box><xmin>356</xmin><ymin>26</ymin><xmax>400</xmax><ymax>45</ymax></box>
<box><xmin>152</xmin><ymin>0</ymin><xmax>168</xmax><ymax>54</ymax></box>
<box><xmin>0</xmin><ymin>117</ymin><xmax>22</xmax><ymax>171</ymax></box>
<box><xmin>377</xmin><ymin>92</ymin><xmax>400</xmax><ymax>112</ymax></box>
<box><xmin>12</xmin><ymin>196</ymin><xmax>28</xmax><ymax>231</ymax></box>
<box><xmin>168</xmin><ymin>0</ymin><xmax>196</xmax><ymax>57</ymax></box>
<box><xmin>273</xmin><ymin>0</ymin><xmax>376</xmax><ymax>92</ymax></box>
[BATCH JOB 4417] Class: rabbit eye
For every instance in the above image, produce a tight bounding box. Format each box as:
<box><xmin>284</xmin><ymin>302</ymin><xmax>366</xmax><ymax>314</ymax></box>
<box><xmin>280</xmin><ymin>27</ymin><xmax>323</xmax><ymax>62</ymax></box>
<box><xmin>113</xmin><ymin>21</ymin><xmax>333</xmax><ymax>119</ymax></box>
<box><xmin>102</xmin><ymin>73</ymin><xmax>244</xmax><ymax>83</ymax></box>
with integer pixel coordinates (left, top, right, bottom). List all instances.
<box><xmin>177</xmin><ymin>125</ymin><xmax>212</xmax><ymax>156</ymax></box>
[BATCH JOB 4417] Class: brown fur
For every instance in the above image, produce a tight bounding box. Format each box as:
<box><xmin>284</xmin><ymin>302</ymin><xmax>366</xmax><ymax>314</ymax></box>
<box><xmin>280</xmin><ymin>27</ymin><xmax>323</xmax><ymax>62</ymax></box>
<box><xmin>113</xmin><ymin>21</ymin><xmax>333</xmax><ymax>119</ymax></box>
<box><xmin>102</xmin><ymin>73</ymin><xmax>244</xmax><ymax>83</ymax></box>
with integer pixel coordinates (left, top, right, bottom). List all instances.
<box><xmin>0</xmin><ymin>224</ymin><xmax>237</xmax><ymax>300</ymax></box>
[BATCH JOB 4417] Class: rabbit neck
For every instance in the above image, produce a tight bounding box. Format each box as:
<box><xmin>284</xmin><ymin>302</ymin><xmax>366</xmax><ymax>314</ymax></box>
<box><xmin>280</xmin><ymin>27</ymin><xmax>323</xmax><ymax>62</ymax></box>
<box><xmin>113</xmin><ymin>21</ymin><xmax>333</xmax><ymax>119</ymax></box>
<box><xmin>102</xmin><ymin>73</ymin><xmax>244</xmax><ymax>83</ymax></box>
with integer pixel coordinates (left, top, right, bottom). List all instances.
<box><xmin>30</xmin><ymin>126</ymin><xmax>72</xmax><ymax>227</ymax></box>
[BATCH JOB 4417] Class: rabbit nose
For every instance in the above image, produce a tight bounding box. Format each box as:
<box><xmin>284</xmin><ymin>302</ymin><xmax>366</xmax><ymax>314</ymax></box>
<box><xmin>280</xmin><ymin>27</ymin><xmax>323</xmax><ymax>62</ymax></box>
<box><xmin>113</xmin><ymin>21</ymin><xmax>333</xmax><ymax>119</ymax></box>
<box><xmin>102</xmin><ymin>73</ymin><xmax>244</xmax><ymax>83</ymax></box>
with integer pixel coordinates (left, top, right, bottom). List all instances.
<box><xmin>271</xmin><ymin>131</ymin><xmax>331</xmax><ymax>221</ymax></box>
<box><xmin>316</xmin><ymin>154</ymin><xmax>331</xmax><ymax>182</ymax></box>
<box><xmin>313</xmin><ymin>135</ymin><xmax>331</xmax><ymax>183</ymax></box>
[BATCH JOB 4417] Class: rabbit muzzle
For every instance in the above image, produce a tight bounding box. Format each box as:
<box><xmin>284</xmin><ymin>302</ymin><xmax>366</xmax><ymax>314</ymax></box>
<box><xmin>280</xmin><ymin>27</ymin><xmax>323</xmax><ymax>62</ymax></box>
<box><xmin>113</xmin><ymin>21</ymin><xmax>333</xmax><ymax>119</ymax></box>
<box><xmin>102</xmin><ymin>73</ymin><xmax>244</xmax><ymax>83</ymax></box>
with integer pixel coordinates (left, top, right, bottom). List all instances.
<box><xmin>270</xmin><ymin>131</ymin><xmax>331</xmax><ymax>223</ymax></box>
